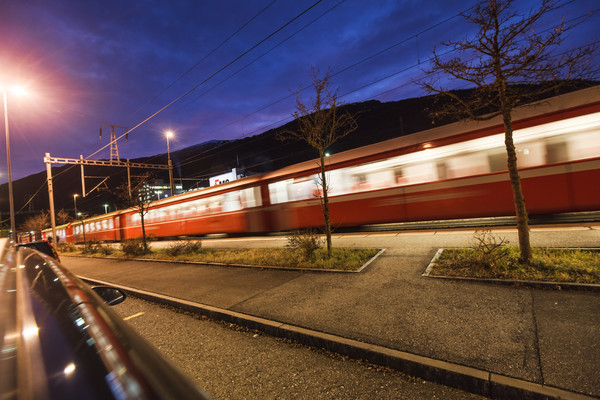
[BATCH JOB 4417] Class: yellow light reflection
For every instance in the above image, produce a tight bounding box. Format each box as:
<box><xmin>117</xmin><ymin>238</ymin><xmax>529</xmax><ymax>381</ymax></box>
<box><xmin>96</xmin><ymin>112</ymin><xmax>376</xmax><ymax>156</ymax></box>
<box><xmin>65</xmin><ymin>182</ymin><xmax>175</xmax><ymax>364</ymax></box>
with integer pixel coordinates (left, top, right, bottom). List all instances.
<box><xmin>22</xmin><ymin>325</ymin><xmax>39</xmax><ymax>339</ymax></box>
<box><xmin>64</xmin><ymin>362</ymin><xmax>76</xmax><ymax>376</ymax></box>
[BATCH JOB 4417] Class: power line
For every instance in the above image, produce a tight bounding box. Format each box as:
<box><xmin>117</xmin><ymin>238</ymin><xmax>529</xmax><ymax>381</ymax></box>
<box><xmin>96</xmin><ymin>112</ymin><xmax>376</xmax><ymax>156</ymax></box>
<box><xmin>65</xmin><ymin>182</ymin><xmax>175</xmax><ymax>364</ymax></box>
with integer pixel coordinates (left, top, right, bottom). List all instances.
<box><xmin>85</xmin><ymin>0</ymin><xmax>325</xmax><ymax>161</ymax></box>
<box><xmin>130</xmin><ymin>0</ymin><xmax>279</xmax><ymax>119</ymax></box>
<box><xmin>178</xmin><ymin>0</ymin><xmax>349</xmax><ymax>112</ymax></box>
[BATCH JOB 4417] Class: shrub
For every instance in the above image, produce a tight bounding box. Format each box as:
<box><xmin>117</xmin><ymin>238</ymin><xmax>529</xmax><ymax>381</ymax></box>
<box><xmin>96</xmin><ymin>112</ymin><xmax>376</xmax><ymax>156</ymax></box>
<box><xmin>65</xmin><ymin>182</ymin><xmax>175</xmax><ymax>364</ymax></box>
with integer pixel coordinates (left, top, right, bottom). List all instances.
<box><xmin>121</xmin><ymin>237</ymin><xmax>150</xmax><ymax>256</ymax></box>
<box><xmin>286</xmin><ymin>230</ymin><xmax>323</xmax><ymax>260</ymax></box>
<box><xmin>81</xmin><ymin>239</ymin><xmax>113</xmax><ymax>255</ymax></box>
<box><xmin>164</xmin><ymin>240</ymin><xmax>202</xmax><ymax>257</ymax></box>
<box><xmin>471</xmin><ymin>230</ymin><xmax>511</xmax><ymax>271</ymax></box>
<box><xmin>57</xmin><ymin>242</ymin><xmax>78</xmax><ymax>253</ymax></box>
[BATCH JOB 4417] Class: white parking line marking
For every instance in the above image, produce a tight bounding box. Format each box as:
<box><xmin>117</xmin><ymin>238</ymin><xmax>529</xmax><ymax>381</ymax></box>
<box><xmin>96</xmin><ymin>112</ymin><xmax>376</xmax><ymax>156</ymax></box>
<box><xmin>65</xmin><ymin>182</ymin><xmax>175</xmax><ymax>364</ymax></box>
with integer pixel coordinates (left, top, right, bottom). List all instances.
<box><xmin>123</xmin><ymin>312</ymin><xmax>145</xmax><ymax>321</ymax></box>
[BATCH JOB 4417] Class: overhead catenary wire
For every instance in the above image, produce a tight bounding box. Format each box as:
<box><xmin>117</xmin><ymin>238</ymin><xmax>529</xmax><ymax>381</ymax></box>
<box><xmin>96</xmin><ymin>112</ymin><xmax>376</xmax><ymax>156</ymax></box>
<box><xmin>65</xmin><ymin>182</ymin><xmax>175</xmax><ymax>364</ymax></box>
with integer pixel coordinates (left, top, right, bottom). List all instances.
<box><xmin>85</xmin><ymin>0</ymin><xmax>325</xmax><ymax>161</ymax></box>
<box><xmin>130</xmin><ymin>0</ymin><xmax>279</xmax><ymax>120</ymax></box>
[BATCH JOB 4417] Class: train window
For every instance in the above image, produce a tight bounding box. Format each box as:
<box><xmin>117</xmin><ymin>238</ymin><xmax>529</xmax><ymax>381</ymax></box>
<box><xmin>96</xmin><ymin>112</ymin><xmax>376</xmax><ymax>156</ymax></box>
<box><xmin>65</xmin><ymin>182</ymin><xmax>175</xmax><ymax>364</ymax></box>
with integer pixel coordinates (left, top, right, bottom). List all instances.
<box><xmin>516</xmin><ymin>141</ymin><xmax>544</xmax><ymax>168</ymax></box>
<box><xmin>545</xmin><ymin>140</ymin><xmax>569</xmax><ymax>164</ymax></box>
<box><xmin>240</xmin><ymin>187</ymin><xmax>261</xmax><ymax>208</ymax></box>
<box><xmin>269</xmin><ymin>180</ymin><xmax>291</xmax><ymax>204</ymax></box>
<box><xmin>289</xmin><ymin>176</ymin><xmax>317</xmax><ymax>201</ymax></box>
<box><xmin>352</xmin><ymin>174</ymin><xmax>369</xmax><ymax>191</ymax></box>
<box><xmin>223</xmin><ymin>191</ymin><xmax>242</xmax><ymax>212</ymax></box>
<box><xmin>367</xmin><ymin>170</ymin><xmax>394</xmax><ymax>190</ymax></box>
<box><xmin>401</xmin><ymin>162</ymin><xmax>438</xmax><ymax>185</ymax></box>
<box><xmin>436</xmin><ymin>161</ymin><xmax>448</xmax><ymax>180</ymax></box>
<box><xmin>487</xmin><ymin>148</ymin><xmax>506</xmax><ymax>172</ymax></box>
<box><xmin>326</xmin><ymin>169</ymin><xmax>348</xmax><ymax>196</ymax></box>
<box><xmin>446</xmin><ymin>152</ymin><xmax>489</xmax><ymax>178</ymax></box>
<box><xmin>567</xmin><ymin>130</ymin><xmax>600</xmax><ymax>161</ymax></box>
<box><xmin>209</xmin><ymin>196</ymin><xmax>223</xmax><ymax>213</ymax></box>
<box><xmin>394</xmin><ymin>168</ymin><xmax>405</xmax><ymax>185</ymax></box>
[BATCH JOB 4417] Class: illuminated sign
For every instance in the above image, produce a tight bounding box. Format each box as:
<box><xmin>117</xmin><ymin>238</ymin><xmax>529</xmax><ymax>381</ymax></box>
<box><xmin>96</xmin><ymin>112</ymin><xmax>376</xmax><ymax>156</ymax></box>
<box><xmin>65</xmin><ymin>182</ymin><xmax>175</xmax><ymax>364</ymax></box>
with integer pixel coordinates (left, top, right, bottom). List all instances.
<box><xmin>210</xmin><ymin>168</ymin><xmax>237</xmax><ymax>186</ymax></box>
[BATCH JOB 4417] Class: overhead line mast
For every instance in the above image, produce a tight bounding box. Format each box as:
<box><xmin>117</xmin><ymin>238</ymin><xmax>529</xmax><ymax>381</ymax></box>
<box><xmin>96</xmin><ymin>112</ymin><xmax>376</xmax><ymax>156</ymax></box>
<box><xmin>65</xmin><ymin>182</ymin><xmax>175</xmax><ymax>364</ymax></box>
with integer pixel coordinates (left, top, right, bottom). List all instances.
<box><xmin>100</xmin><ymin>123</ymin><xmax>128</xmax><ymax>162</ymax></box>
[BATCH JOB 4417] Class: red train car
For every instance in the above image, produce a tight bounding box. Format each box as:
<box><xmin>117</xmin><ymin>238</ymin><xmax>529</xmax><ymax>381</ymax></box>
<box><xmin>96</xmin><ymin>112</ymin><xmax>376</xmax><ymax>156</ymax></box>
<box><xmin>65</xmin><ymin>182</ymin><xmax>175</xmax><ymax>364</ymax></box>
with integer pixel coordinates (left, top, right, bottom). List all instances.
<box><xmin>45</xmin><ymin>86</ymin><xmax>600</xmax><ymax>242</ymax></box>
<box><xmin>261</xmin><ymin>86</ymin><xmax>600</xmax><ymax>231</ymax></box>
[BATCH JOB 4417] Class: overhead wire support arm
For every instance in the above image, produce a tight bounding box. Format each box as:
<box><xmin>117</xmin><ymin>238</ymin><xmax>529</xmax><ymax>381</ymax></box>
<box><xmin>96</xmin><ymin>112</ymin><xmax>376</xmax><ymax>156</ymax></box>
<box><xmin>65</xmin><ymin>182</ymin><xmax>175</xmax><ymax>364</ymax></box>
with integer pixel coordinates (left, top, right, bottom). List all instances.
<box><xmin>43</xmin><ymin>152</ymin><xmax>170</xmax><ymax>243</ymax></box>
<box><xmin>44</xmin><ymin>155</ymin><xmax>169</xmax><ymax>170</ymax></box>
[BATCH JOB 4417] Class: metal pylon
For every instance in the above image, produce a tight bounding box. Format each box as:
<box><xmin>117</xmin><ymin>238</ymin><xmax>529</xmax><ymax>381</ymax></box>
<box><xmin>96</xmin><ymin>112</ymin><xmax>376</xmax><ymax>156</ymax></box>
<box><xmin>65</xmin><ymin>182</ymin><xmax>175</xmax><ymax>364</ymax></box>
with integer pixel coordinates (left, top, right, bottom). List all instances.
<box><xmin>109</xmin><ymin>126</ymin><xmax>119</xmax><ymax>161</ymax></box>
<box><xmin>100</xmin><ymin>124</ymin><xmax>128</xmax><ymax>162</ymax></box>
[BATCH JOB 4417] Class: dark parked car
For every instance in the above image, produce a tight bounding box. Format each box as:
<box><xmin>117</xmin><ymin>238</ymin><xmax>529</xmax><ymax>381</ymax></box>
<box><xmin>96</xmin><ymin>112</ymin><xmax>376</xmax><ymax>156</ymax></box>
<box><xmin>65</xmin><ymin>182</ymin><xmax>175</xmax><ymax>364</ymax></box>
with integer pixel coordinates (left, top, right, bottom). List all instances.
<box><xmin>0</xmin><ymin>238</ymin><xmax>211</xmax><ymax>399</ymax></box>
<box><xmin>17</xmin><ymin>240</ymin><xmax>60</xmax><ymax>261</ymax></box>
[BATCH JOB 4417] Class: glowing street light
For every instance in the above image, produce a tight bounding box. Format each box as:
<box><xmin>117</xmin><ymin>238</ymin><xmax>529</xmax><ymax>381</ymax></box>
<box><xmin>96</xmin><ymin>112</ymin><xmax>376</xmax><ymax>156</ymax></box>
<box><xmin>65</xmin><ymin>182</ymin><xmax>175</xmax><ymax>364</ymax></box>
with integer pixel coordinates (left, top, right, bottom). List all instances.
<box><xmin>103</xmin><ymin>204</ymin><xmax>109</xmax><ymax>214</ymax></box>
<box><xmin>2</xmin><ymin>85</ymin><xmax>27</xmax><ymax>242</ymax></box>
<box><xmin>164</xmin><ymin>130</ymin><xmax>175</xmax><ymax>196</ymax></box>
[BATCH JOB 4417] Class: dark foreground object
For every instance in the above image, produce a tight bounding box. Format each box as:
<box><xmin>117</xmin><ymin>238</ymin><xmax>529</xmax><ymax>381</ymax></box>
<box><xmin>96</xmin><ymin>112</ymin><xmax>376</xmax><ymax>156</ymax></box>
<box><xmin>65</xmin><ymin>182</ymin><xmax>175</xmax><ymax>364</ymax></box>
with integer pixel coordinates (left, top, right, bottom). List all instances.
<box><xmin>0</xmin><ymin>239</ymin><xmax>211</xmax><ymax>400</ymax></box>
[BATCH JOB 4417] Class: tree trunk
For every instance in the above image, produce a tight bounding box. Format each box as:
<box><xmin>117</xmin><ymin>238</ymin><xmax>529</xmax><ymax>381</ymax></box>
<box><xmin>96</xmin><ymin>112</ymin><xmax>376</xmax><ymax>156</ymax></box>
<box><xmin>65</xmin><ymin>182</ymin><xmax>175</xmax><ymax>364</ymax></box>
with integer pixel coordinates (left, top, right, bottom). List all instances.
<box><xmin>319</xmin><ymin>150</ymin><xmax>332</xmax><ymax>258</ymax></box>
<box><xmin>140</xmin><ymin>210</ymin><xmax>148</xmax><ymax>253</ymax></box>
<box><xmin>502</xmin><ymin>111</ymin><xmax>532</xmax><ymax>264</ymax></box>
<box><xmin>491</xmin><ymin>27</ymin><xmax>532</xmax><ymax>264</ymax></box>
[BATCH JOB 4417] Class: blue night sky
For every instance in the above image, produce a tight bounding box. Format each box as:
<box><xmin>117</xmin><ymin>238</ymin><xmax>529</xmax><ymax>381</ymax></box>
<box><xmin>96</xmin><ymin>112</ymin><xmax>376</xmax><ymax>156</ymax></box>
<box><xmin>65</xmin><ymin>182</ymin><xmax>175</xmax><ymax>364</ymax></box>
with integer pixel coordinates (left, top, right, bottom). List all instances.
<box><xmin>1</xmin><ymin>0</ymin><xmax>598</xmax><ymax>183</ymax></box>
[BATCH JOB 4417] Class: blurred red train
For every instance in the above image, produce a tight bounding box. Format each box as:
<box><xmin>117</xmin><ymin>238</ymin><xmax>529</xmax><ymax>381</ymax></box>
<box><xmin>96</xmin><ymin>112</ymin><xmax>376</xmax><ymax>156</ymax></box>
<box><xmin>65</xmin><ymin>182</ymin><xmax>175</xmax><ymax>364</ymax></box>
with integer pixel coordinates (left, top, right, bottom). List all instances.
<box><xmin>44</xmin><ymin>86</ymin><xmax>600</xmax><ymax>243</ymax></box>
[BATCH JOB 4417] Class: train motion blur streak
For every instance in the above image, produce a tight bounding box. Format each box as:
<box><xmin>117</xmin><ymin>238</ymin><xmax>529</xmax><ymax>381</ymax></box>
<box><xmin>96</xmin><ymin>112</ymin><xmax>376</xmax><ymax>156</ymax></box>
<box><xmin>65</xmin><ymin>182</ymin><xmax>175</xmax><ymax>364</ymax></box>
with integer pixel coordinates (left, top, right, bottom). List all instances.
<box><xmin>44</xmin><ymin>86</ymin><xmax>600</xmax><ymax>243</ymax></box>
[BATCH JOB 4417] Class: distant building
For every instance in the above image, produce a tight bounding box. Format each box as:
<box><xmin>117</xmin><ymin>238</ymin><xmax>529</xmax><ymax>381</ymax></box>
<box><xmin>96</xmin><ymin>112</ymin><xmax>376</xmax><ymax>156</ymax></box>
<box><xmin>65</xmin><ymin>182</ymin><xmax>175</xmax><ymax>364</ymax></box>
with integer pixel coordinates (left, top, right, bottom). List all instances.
<box><xmin>150</xmin><ymin>180</ymin><xmax>183</xmax><ymax>200</ymax></box>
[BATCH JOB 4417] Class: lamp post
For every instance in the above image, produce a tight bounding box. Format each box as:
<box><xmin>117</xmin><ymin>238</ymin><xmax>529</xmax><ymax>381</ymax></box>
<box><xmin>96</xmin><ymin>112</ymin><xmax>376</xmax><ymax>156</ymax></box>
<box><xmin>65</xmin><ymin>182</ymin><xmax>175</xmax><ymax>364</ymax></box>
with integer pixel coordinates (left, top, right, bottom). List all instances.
<box><xmin>77</xmin><ymin>212</ymin><xmax>86</xmax><ymax>243</ymax></box>
<box><xmin>103</xmin><ymin>204</ymin><xmax>109</xmax><ymax>214</ymax></box>
<box><xmin>2</xmin><ymin>87</ymin><xmax>23</xmax><ymax>242</ymax></box>
<box><xmin>73</xmin><ymin>194</ymin><xmax>78</xmax><ymax>217</ymax></box>
<box><xmin>165</xmin><ymin>130</ymin><xmax>175</xmax><ymax>196</ymax></box>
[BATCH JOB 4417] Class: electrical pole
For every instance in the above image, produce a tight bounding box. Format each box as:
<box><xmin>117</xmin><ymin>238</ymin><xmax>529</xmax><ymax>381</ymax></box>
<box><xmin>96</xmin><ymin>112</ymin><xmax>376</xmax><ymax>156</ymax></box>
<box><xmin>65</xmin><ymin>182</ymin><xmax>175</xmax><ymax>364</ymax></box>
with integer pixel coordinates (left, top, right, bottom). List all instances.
<box><xmin>44</xmin><ymin>153</ymin><xmax>57</xmax><ymax>244</ymax></box>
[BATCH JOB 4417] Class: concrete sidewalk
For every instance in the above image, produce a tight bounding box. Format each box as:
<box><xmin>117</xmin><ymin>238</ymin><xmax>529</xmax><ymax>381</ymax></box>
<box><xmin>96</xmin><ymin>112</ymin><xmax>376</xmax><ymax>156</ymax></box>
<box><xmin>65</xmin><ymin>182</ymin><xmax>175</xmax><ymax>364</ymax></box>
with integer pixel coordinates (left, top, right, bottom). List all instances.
<box><xmin>60</xmin><ymin>228</ymin><xmax>600</xmax><ymax>399</ymax></box>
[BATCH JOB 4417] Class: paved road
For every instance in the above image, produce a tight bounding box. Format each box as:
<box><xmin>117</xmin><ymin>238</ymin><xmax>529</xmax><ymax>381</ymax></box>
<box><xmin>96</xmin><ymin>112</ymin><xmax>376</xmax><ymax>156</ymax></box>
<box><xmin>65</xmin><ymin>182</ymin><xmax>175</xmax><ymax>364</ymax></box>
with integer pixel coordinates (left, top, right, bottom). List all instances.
<box><xmin>113</xmin><ymin>296</ymin><xmax>483</xmax><ymax>399</ymax></box>
<box><xmin>62</xmin><ymin>225</ymin><xmax>600</xmax><ymax>398</ymax></box>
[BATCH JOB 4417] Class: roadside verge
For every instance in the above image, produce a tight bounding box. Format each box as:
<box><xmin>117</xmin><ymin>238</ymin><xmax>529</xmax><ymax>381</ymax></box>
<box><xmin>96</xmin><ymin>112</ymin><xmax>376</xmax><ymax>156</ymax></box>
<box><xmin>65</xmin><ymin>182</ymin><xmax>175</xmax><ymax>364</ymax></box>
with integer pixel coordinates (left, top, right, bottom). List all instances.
<box><xmin>422</xmin><ymin>248</ymin><xmax>600</xmax><ymax>292</ymax></box>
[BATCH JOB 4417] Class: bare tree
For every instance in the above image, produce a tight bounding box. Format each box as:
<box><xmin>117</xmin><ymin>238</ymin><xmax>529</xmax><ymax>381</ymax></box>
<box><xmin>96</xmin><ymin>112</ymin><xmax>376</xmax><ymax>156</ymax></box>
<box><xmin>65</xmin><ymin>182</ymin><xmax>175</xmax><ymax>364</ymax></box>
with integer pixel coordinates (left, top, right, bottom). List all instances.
<box><xmin>56</xmin><ymin>209</ymin><xmax>72</xmax><ymax>225</ymax></box>
<box><xmin>117</xmin><ymin>172</ymin><xmax>155</xmax><ymax>253</ymax></box>
<box><xmin>21</xmin><ymin>209</ymin><xmax>71</xmax><ymax>242</ymax></box>
<box><xmin>22</xmin><ymin>210</ymin><xmax>50</xmax><ymax>232</ymax></box>
<box><xmin>280</xmin><ymin>67</ymin><xmax>358</xmax><ymax>257</ymax></box>
<box><xmin>420</xmin><ymin>0</ymin><xmax>595</xmax><ymax>263</ymax></box>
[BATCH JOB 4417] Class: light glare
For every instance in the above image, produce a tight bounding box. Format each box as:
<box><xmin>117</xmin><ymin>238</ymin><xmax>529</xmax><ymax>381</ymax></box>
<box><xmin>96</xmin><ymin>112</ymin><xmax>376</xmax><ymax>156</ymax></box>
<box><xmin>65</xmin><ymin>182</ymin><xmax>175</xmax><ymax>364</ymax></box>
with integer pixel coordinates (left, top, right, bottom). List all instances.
<box><xmin>64</xmin><ymin>362</ymin><xmax>76</xmax><ymax>376</ymax></box>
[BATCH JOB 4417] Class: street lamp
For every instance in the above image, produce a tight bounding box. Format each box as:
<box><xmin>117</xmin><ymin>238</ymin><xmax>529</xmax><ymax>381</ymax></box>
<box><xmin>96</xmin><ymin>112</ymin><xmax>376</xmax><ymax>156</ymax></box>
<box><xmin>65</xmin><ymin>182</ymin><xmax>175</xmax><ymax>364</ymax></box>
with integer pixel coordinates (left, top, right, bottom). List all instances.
<box><xmin>2</xmin><ymin>85</ymin><xmax>26</xmax><ymax>242</ymax></box>
<box><xmin>165</xmin><ymin>130</ymin><xmax>175</xmax><ymax>196</ymax></box>
<box><xmin>77</xmin><ymin>212</ymin><xmax>86</xmax><ymax>243</ymax></box>
<box><xmin>73</xmin><ymin>194</ymin><xmax>78</xmax><ymax>217</ymax></box>
<box><xmin>103</xmin><ymin>204</ymin><xmax>109</xmax><ymax>213</ymax></box>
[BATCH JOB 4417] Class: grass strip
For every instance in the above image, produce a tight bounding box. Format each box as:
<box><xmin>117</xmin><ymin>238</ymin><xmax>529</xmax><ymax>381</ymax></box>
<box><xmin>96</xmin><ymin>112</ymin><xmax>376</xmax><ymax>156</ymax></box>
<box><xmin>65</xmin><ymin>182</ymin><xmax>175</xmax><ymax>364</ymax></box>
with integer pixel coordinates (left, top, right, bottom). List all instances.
<box><xmin>63</xmin><ymin>245</ymin><xmax>380</xmax><ymax>271</ymax></box>
<box><xmin>431</xmin><ymin>247</ymin><xmax>600</xmax><ymax>284</ymax></box>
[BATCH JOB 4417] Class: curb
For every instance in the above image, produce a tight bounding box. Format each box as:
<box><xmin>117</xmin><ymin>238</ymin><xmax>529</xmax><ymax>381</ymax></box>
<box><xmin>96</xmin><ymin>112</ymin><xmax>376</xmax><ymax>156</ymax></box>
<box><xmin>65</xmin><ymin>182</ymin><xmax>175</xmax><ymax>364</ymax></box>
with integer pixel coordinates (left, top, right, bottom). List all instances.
<box><xmin>63</xmin><ymin>248</ymin><xmax>386</xmax><ymax>274</ymax></box>
<box><xmin>80</xmin><ymin>276</ymin><xmax>597</xmax><ymax>400</ymax></box>
<box><xmin>424</xmin><ymin>274</ymin><xmax>600</xmax><ymax>292</ymax></box>
<box><xmin>422</xmin><ymin>249</ymin><xmax>600</xmax><ymax>292</ymax></box>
